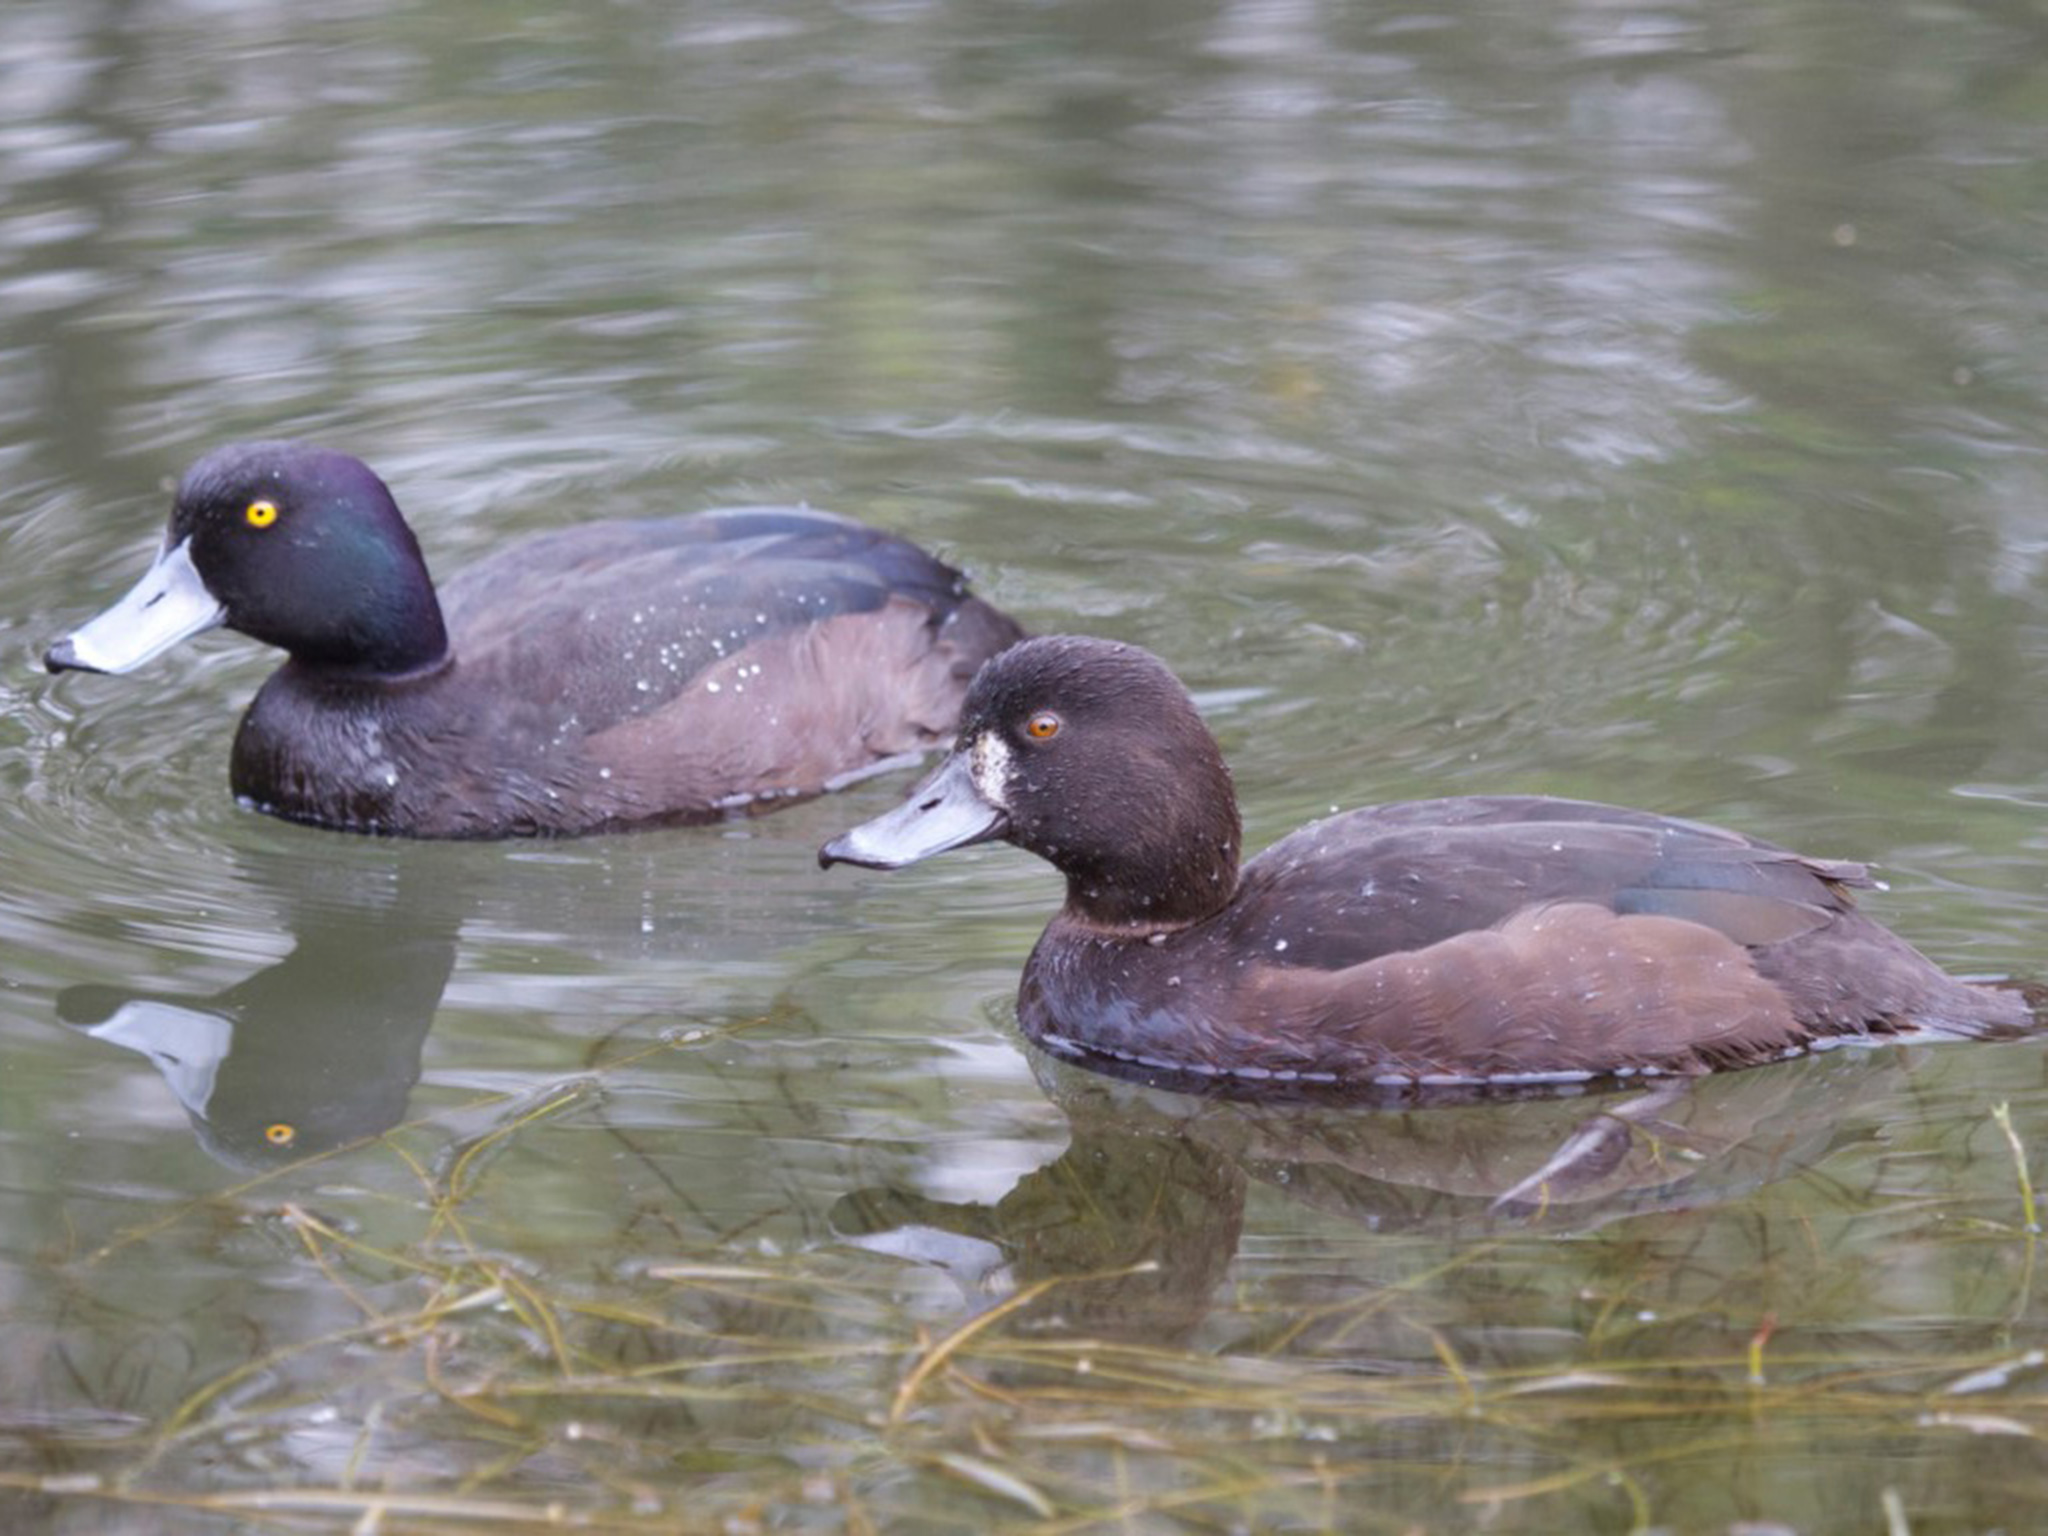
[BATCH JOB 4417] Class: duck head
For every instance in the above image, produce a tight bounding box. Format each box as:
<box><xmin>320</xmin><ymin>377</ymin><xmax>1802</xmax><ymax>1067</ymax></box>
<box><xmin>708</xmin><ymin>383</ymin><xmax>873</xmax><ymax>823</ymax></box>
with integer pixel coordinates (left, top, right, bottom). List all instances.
<box><xmin>821</xmin><ymin>635</ymin><xmax>1243</xmax><ymax>929</ymax></box>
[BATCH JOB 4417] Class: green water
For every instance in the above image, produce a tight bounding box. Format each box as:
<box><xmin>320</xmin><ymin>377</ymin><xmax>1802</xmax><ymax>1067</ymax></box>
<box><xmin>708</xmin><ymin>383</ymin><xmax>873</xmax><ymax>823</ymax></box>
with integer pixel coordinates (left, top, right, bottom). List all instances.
<box><xmin>5</xmin><ymin>2</ymin><xmax>2048</xmax><ymax>1531</ymax></box>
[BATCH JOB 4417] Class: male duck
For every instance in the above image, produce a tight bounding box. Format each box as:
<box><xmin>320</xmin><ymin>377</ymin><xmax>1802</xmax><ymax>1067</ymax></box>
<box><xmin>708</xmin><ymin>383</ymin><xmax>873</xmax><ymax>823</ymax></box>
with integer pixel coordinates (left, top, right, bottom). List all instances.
<box><xmin>45</xmin><ymin>441</ymin><xmax>1024</xmax><ymax>837</ymax></box>
<box><xmin>821</xmin><ymin>635</ymin><xmax>2029</xmax><ymax>1089</ymax></box>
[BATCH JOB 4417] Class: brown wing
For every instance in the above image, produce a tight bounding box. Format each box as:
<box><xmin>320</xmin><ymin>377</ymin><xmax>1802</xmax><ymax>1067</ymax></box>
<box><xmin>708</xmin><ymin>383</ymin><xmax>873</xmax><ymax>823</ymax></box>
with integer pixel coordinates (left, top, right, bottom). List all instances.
<box><xmin>1226</xmin><ymin>797</ymin><xmax>1864</xmax><ymax>969</ymax></box>
<box><xmin>1241</xmin><ymin>901</ymin><xmax>1804</xmax><ymax>1081</ymax></box>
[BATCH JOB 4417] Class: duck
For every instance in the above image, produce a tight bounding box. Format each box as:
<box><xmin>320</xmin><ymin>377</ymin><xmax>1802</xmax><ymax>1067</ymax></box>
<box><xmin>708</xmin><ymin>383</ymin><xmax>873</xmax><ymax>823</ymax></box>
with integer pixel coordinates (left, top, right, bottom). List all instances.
<box><xmin>820</xmin><ymin>634</ymin><xmax>2031</xmax><ymax>1090</ymax></box>
<box><xmin>43</xmin><ymin>441</ymin><xmax>1025</xmax><ymax>837</ymax></box>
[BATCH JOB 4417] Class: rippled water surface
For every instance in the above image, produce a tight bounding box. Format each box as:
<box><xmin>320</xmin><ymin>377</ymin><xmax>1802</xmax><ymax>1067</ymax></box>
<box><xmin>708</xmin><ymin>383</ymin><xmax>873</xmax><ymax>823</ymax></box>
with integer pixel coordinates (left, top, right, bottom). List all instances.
<box><xmin>7</xmin><ymin>2</ymin><xmax>2048</xmax><ymax>1531</ymax></box>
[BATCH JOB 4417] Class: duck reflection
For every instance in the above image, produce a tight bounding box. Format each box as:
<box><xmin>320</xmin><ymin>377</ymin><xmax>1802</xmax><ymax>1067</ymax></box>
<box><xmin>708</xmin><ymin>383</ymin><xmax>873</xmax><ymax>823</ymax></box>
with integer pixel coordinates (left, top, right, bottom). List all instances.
<box><xmin>835</xmin><ymin>1104</ymin><xmax>1248</xmax><ymax>1346</ymax></box>
<box><xmin>57</xmin><ymin>856</ymin><xmax>459</xmax><ymax>1169</ymax></box>
<box><xmin>833</xmin><ymin>1043</ymin><xmax>1901</xmax><ymax>1343</ymax></box>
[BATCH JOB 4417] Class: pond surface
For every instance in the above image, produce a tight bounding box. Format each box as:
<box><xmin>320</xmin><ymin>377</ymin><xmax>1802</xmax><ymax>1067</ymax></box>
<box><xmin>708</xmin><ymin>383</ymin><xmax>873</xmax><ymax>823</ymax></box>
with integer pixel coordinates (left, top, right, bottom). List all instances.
<box><xmin>5</xmin><ymin>1</ymin><xmax>2048</xmax><ymax>1531</ymax></box>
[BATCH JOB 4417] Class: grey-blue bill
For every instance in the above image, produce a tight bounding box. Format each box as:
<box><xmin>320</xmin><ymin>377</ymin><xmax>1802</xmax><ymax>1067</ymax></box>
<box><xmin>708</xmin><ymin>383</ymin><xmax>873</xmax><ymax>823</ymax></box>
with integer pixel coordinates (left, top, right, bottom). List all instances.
<box><xmin>44</xmin><ymin>537</ymin><xmax>225</xmax><ymax>675</ymax></box>
<box><xmin>818</xmin><ymin>748</ymin><xmax>1008</xmax><ymax>870</ymax></box>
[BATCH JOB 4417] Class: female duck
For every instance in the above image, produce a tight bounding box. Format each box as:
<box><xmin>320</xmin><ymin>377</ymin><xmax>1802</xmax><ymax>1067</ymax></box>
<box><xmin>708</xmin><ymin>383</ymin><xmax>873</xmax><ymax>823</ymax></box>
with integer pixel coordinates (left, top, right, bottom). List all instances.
<box><xmin>46</xmin><ymin>441</ymin><xmax>1023</xmax><ymax>837</ymax></box>
<box><xmin>821</xmin><ymin>635</ymin><xmax>2029</xmax><ymax>1088</ymax></box>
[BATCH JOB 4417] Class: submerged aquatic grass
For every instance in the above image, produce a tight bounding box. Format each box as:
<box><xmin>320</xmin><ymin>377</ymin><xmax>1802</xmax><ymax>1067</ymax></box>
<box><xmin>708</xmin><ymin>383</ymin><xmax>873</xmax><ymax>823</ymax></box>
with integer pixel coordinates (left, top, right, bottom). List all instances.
<box><xmin>11</xmin><ymin>1037</ymin><xmax>2048</xmax><ymax>1534</ymax></box>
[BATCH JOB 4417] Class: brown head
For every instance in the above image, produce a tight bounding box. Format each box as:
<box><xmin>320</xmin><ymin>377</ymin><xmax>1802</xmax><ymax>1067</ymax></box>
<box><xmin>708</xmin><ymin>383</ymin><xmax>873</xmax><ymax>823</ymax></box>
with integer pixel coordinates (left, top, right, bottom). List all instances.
<box><xmin>820</xmin><ymin>635</ymin><xmax>1243</xmax><ymax>929</ymax></box>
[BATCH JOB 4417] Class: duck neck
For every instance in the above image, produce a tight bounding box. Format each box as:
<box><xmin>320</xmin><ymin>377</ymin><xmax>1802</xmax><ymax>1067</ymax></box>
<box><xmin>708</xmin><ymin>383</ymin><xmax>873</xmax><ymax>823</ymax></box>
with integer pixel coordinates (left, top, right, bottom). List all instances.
<box><xmin>1058</xmin><ymin>835</ymin><xmax>1242</xmax><ymax>934</ymax></box>
<box><xmin>378</xmin><ymin>600</ymin><xmax>451</xmax><ymax>677</ymax></box>
<box><xmin>286</xmin><ymin>629</ymin><xmax>454</xmax><ymax>693</ymax></box>
<box><xmin>290</xmin><ymin>591</ymin><xmax>451</xmax><ymax>681</ymax></box>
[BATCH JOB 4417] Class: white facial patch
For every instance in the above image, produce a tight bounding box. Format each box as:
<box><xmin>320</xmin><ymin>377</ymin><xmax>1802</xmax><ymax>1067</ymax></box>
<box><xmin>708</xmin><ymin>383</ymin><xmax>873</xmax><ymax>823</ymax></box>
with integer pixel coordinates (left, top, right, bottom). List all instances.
<box><xmin>969</xmin><ymin>729</ymin><xmax>1015</xmax><ymax>809</ymax></box>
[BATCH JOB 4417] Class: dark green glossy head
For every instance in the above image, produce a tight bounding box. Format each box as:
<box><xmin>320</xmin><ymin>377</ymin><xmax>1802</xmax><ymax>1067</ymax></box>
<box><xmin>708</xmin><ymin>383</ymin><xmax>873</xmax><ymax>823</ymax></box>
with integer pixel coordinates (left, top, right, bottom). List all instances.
<box><xmin>47</xmin><ymin>441</ymin><xmax>448</xmax><ymax>678</ymax></box>
<box><xmin>170</xmin><ymin>441</ymin><xmax>448</xmax><ymax>673</ymax></box>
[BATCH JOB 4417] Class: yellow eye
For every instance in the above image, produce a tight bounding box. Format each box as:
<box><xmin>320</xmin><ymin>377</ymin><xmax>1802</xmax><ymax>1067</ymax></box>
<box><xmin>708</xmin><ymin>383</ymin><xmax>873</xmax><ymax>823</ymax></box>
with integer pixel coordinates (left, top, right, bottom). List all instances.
<box><xmin>1025</xmin><ymin>712</ymin><xmax>1061</xmax><ymax>741</ymax></box>
<box><xmin>264</xmin><ymin>1122</ymin><xmax>296</xmax><ymax>1147</ymax></box>
<box><xmin>245</xmin><ymin>499</ymin><xmax>279</xmax><ymax>528</ymax></box>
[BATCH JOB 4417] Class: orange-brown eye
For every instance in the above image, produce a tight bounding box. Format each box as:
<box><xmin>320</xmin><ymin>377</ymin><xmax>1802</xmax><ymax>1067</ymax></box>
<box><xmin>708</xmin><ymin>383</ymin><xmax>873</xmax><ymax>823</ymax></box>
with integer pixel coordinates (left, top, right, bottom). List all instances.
<box><xmin>245</xmin><ymin>499</ymin><xmax>278</xmax><ymax>528</ymax></box>
<box><xmin>264</xmin><ymin>1122</ymin><xmax>296</xmax><ymax>1146</ymax></box>
<box><xmin>1025</xmin><ymin>712</ymin><xmax>1061</xmax><ymax>740</ymax></box>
